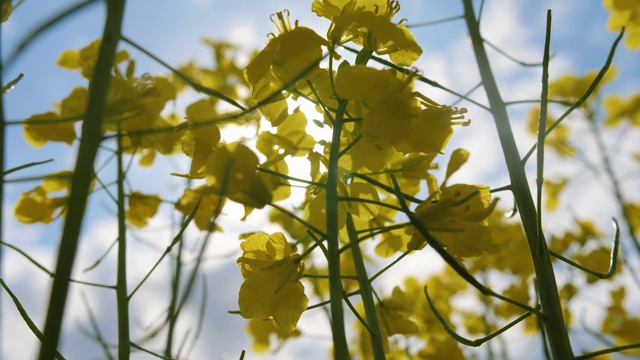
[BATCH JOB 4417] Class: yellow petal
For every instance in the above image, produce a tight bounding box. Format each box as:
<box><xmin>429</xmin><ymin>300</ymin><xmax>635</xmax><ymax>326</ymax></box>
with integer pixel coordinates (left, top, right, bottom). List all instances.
<box><xmin>23</xmin><ymin>112</ymin><xmax>77</xmax><ymax>148</ymax></box>
<box><xmin>125</xmin><ymin>192</ymin><xmax>162</xmax><ymax>228</ymax></box>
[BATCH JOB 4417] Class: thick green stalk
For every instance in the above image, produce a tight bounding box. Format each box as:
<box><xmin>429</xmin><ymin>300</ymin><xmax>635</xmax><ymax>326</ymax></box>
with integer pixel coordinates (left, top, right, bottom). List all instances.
<box><xmin>346</xmin><ymin>214</ymin><xmax>385</xmax><ymax>360</ymax></box>
<box><xmin>461</xmin><ymin>1</ymin><xmax>574</xmax><ymax>358</ymax></box>
<box><xmin>326</xmin><ymin>101</ymin><xmax>350</xmax><ymax>359</ymax></box>
<box><xmin>116</xmin><ymin>124</ymin><xmax>130</xmax><ymax>359</ymax></box>
<box><xmin>38</xmin><ymin>1</ymin><xmax>126</xmax><ymax>358</ymax></box>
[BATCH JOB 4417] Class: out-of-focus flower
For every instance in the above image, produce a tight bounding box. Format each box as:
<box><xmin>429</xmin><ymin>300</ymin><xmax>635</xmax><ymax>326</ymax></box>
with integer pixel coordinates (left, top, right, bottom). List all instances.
<box><xmin>604</xmin><ymin>0</ymin><xmax>640</xmax><ymax>50</ymax></box>
<box><xmin>125</xmin><ymin>192</ymin><xmax>162</xmax><ymax>228</ymax></box>
<box><xmin>603</xmin><ymin>92</ymin><xmax>640</xmax><ymax>127</ymax></box>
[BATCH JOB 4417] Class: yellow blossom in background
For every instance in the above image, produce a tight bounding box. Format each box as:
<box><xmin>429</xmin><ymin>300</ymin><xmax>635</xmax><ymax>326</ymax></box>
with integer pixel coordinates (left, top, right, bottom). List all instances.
<box><xmin>23</xmin><ymin>112</ymin><xmax>76</xmax><ymax>148</ymax></box>
<box><xmin>246</xmin><ymin>318</ymin><xmax>301</xmax><ymax>353</ymax></box>
<box><xmin>575</xmin><ymin>246</ymin><xmax>617</xmax><ymax>283</ymax></box>
<box><xmin>526</xmin><ymin>106</ymin><xmax>576</xmax><ymax>157</ymax></box>
<box><xmin>602</xmin><ymin>287</ymin><xmax>640</xmax><ymax>354</ymax></box>
<box><xmin>125</xmin><ymin>192</ymin><xmax>162</xmax><ymax>228</ymax></box>
<box><xmin>21</xmin><ymin>86</ymin><xmax>92</xmax><ymax>148</ymax></box>
<box><xmin>14</xmin><ymin>186</ymin><xmax>68</xmax><ymax>224</ymax></box>
<box><xmin>548</xmin><ymin>68</ymin><xmax>617</xmax><ymax>103</ymax></box>
<box><xmin>56</xmin><ymin>39</ymin><xmax>130</xmax><ymax>79</ymax></box>
<box><xmin>172</xmin><ymin>99</ymin><xmax>220</xmax><ymax>178</ymax></box>
<box><xmin>543</xmin><ymin>177</ymin><xmax>568</xmax><ymax>211</ymax></box>
<box><xmin>625</xmin><ymin>202</ymin><xmax>640</xmax><ymax>235</ymax></box>
<box><xmin>237</xmin><ymin>232</ymin><xmax>308</xmax><ymax>332</ymax></box>
<box><xmin>14</xmin><ymin>171</ymin><xmax>74</xmax><ymax>224</ymax></box>
<box><xmin>174</xmin><ymin>185</ymin><xmax>225</xmax><ymax>231</ymax></box>
<box><xmin>1</xmin><ymin>0</ymin><xmax>12</xmax><ymax>22</ymax></box>
<box><xmin>206</xmin><ymin>142</ymin><xmax>272</xmax><ymax>210</ymax></box>
<box><xmin>604</xmin><ymin>0</ymin><xmax>640</xmax><ymax>49</ymax></box>
<box><xmin>603</xmin><ymin>92</ymin><xmax>640</xmax><ymax>127</ymax></box>
<box><xmin>378</xmin><ymin>287</ymin><xmax>419</xmax><ymax>337</ymax></box>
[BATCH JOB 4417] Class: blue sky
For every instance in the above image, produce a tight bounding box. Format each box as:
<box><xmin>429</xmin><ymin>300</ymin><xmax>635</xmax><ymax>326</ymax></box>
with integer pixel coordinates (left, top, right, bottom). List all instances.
<box><xmin>2</xmin><ymin>0</ymin><xmax>640</xmax><ymax>359</ymax></box>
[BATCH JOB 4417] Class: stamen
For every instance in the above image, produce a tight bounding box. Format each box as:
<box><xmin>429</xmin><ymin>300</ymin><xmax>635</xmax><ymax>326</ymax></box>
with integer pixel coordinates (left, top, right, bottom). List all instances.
<box><xmin>270</xmin><ymin>9</ymin><xmax>293</xmax><ymax>33</ymax></box>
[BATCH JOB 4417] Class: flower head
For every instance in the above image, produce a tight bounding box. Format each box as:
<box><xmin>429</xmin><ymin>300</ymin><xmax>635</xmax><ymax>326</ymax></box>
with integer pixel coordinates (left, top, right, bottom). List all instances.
<box><xmin>405</xmin><ymin>184</ymin><xmax>498</xmax><ymax>258</ymax></box>
<box><xmin>237</xmin><ymin>232</ymin><xmax>308</xmax><ymax>332</ymax></box>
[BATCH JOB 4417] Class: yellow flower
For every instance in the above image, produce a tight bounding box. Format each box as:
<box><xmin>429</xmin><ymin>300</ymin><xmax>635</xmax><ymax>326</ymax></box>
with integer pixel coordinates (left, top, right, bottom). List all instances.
<box><xmin>626</xmin><ymin>202</ymin><xmax>640</xmax><ymax>235</ymax></box>
<box><xmin>237</xmin><ymin>232</ymin><xmax>308</xmax><ymax>332</ymax></box>
<box><xmin>336</xmin><ymin>65</ymin><xmax>421</xmax><ymax>148</ymax></box>
<box><xmin>14</xmin><ymin>171</ymin><xmax>74</xmax><ymax>224</ymax></box>
<box><xmin>526</xmin><ymin>106</ymin><xmax>576</xmax><ymax>157</ymax></box>
<box><xmin>205</xmin><ymin>142</ymin><xmax>272</xmax><ymax>209</ymax></box>
<box><xmin>547</xmin><ymin>68</ymin><xmax>617</xmax><ymax>104</ymax></box>
<box><xmin>603</xmin><ymin>92</ymin><xmax>640</xmax><ymax>127</ymax></box>
<box><xmin>174</xmin><ymin>185</ymin><xmax>225</xmax><ymax>231</ymax></box>
<box><xmin>405</xmin><ymin>184</ymin><xmax>498</xmax><ymax>258</ymax></box>
<box><xmin>604</xmin><ymin>0</ymin><xmax>640</xmax><ymax>50</ymax></box>
<box><xmin>314</xmin><ymin>0</ymin><xmax>423</xmax><ymax>66</ymax></box>
<box><xmin>543</xmin><ymin>177</ymin><xmax>568</xmax><ymax>211</ymax></box>
<box><xmin>244</xmin><ymin>11</ymin><xmax>327</xmax><ymax>126</ymax></box>
<box><xmin>23</xmin><ymin>112</ymin><xmax>77</xmax><ymax>148</ymax></box>
<box><xmin>246</xmin><ymin>318</ymin><xmax>301</xmax><ymax>353</ymax></box>
<box><xmin>57</xmin><ymin>39</ymin><xmax>130</xmax><ymax>79</ymax></box>
<box><xmin>378</xmin><ymin>287</ymin><xmax>419</xmax><ymax>337</ymax></box>
<box><xmin>172</xmin><ymin>99</ymin><xmax>221</xmax><ymax>179</ymax></box>
<box><xmin>125</xmin><ymin>192</ymin><xmax>162</xmax><ymax>228</ymax></box>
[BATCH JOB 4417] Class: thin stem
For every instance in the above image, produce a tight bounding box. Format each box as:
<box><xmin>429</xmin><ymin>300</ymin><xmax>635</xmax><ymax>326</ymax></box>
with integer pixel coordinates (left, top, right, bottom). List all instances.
<box><xmin>0</xmin><ymin>241</ymin><xmax>115</xmax><ymax>289</ymax></box>
<box><xmin>484</xmin><ymin>38</ymin><xmax>545</xmax><ymax>67</ymax></box>
<box><xmin>535</xmin><ymin>10</ymin><xmax>552</xmax><ymax>255</ymax></box>
<box><xmin>1</xmin><ymin>280</ymin><xmax>66</xmax><ymax>360</ymax></box>
<box><xmin>521</xmin><ymin>29</ymin><xmax>625</xmax><ymax>165</ymax></box>
<box><xmin>119</xmin><ymin>35</ymin><xmax>246</xmax><ymax>112</ymax></box>
<box><xmin>406</xmin><ymin>15</ymin><xmax>464</xmax><ymax>28</ymax></box>
<box><xmin>550</xmin><ymin>218</ymin><xmax>620</xmax><ymax>279</ymax></box>
<box><xmin>390</xmin><ymin>175</ymin><xmax>537</xmax><ymax>314</ymax></box>
<box><xmin>0</xmin><ymin>22</ymin><xmax>7</xmax><ymax>352</ymax></box>
<box><xmin>39</xmin><ymin>1</ymin><xmax>126</xmax><ymax>358</ymax></box>
<box><xmin>462</xmin><ymin>2</ymin><xmax>573</xmax><ymax>358</ymax></box>
<box><xmin>424</xmin><ymin>285</ymin><xmax>534</xmax><ymax>347</ymax></box>
<box><xmin>116</xmin><ymin>123</ymin><xmax>130</xmax><ymax>359</ymax></box>
<box><xmin>586</xmin><ymin>110</ymin><xmax>640</xmax><ymax>256</ymax></box>
<box><xmin>165</xmin><ymin>193</ymin><xmax>190</xmax><ymax>358</ymax></box>
<box><xmin>5</xmin><ymin>0</ymin><xmax>100</xmax><ymax>67</ymax></box>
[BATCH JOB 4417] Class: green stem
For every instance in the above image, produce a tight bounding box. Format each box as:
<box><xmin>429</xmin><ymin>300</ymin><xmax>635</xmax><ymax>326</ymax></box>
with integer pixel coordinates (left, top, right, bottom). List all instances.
<box><xmin>0</xmin><ymin>18</ymin><xmax>6</xmax><ymax>356</ymax></box>
<box><xmin>346</xmin><ymin>214</ymin><xmax>385</xmax><ymax>359</ymax></box>
<box><xmin>586</xmin><ymin>113</ymin><xmax>640</xmax><ymax>256</ymax></box>
<box><xmin>116</xmin><ymin>123</ymin><xmax>130</xmax><ymax>359</ymax></box>
<box><xmin>165</xmin><ymin>182</ymin><xmax>190</xmax><ymax>358</ymax></box>
<box><xmin>1</xmin><ymin>280</ymin><xmax>66</xmax><ymax>360</ymax></box>
<box><xmin>461</xmin><ymin>1</ymin><xmax>573</xmax><ymax>358</ymax></box>
<box><xmin>38</xmin><ymin>1</ymin><xmax>126</xmax><ymax>358</ymax></box>
<box><xmin>325</xmin><ymin>100</ymin><xmax>350</xmax><ymax>359</ymax></box>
